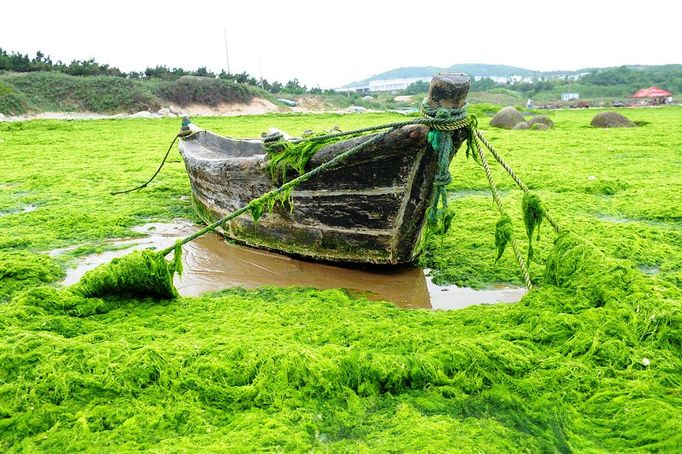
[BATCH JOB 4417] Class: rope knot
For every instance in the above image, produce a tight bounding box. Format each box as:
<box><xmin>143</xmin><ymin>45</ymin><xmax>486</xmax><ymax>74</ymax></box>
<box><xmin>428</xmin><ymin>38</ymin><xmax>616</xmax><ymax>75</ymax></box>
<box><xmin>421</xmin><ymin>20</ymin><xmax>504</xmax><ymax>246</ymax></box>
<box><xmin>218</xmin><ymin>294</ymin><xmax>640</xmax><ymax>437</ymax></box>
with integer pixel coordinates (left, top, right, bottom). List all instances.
<box><xmin>422</xmin><ymin>104</ymin><xmax>468</xmax><ymax>237</ymax></box>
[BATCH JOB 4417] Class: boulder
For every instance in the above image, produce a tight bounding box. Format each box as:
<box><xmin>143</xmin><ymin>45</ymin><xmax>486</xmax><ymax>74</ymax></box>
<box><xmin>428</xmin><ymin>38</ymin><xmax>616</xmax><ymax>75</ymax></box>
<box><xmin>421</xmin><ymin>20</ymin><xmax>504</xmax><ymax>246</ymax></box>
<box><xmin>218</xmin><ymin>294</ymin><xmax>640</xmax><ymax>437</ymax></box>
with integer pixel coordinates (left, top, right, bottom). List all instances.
<box><xmin>531</xmin><ymin>123</ymin><xmax>549</xmax><ymax>131</ymax></box>
<box><xmin>527</xmin><ymin>115</ymin><xmax>554</xmax><ymax>128</ymax></box>
<box><xmin>490</xmin><ymin>106</ymin><xmax>525</xmax><ymax>129</ymax></box>
<box><xmin>157</xmin><ymin>107</ymin><xmax>171</xmax><ymax>116</ymax></box>
<box><xmin>131</xmin><ymin>111</ymin><xmax>153</xmax><ymax>118</ymax></box>
<box><xmin>512</xmin><ymin>121</ymin><xmax>530</xmax><ymax>130</ymax></box>
<box><xmin>590</xmin><ymin>111</ymin><xmax>634</xmax><ymax>128</ymax></box>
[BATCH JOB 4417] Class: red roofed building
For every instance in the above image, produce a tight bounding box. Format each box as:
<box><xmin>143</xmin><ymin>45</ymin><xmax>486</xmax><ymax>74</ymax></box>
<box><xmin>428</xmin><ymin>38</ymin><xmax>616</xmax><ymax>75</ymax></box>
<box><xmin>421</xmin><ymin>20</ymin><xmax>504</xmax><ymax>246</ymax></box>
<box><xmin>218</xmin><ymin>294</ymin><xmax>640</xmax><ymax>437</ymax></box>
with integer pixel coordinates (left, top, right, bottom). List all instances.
<box><xmin>631</xmin><ymin>86</ymin><xmax>672</xmax><ymax>105</ymax></box>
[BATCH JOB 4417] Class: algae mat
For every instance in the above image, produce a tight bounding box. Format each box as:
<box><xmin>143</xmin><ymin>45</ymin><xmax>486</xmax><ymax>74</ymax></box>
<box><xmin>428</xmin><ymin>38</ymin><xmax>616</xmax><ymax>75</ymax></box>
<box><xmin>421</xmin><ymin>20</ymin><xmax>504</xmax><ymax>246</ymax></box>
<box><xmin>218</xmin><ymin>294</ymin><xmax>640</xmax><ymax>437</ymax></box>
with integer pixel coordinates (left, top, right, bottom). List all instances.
<box><xmin>0</xmin><ymin>110</ymin><xmax>681</xmax><ymax>451</ymax></box>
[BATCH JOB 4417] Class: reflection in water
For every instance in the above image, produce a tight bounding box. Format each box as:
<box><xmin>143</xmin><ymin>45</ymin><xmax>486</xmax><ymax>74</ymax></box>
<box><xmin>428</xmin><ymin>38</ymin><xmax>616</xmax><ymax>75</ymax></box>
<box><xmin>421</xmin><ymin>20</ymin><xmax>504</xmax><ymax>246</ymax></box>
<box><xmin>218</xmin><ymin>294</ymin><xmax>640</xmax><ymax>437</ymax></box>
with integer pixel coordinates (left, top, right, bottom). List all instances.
<box><xmin>58</xmin><ymin>220</ymin><xmax>526</xmax><ymax>310</ymax></box>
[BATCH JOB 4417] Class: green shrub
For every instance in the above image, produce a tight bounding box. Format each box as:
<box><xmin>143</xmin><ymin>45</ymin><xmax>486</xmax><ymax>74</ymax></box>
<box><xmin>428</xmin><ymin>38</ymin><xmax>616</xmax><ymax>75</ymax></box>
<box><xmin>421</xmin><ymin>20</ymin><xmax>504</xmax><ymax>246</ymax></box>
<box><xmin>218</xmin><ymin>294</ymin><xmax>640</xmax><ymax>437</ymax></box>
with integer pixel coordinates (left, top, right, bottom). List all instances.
<box><xmin>0</xmin><ymin>81</ymin><xmax>10</xmax><ymax>96</ymax></box>
<box><xmin>0</xmin><ymin>80</ymin><xmax>31</xmax><ymax>114</ymax></box>
<box><xmin>1</xmin><ymin>72</ymin><xmax>159</xmax><ymax>113</ymax></box>
<box><xmin>155</xmin><ymin>77</ymin><xmax>254</xmax><ymax>107</ymax></box>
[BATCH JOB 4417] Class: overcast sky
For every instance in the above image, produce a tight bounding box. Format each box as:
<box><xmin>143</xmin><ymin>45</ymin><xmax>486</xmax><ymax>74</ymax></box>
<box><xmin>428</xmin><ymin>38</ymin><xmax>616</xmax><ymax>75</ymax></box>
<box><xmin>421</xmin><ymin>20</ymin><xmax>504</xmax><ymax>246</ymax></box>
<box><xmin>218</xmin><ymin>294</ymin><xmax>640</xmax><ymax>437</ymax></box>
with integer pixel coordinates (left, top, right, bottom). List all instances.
<box><xmin>1</xmin><ymin>0</ymin><xmax>679</xmax><ymax>88</ymax></box>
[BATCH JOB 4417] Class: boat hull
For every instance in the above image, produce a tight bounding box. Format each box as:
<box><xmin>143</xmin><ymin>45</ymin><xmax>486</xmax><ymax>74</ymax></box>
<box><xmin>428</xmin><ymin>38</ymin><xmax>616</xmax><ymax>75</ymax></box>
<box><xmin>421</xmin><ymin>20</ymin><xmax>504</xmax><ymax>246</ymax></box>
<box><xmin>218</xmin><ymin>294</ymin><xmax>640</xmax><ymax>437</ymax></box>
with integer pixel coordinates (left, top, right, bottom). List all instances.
<box><xmin>179</xmin><ymin>124</ymin><xmax>467</xmax><ymax>264</ymax></box>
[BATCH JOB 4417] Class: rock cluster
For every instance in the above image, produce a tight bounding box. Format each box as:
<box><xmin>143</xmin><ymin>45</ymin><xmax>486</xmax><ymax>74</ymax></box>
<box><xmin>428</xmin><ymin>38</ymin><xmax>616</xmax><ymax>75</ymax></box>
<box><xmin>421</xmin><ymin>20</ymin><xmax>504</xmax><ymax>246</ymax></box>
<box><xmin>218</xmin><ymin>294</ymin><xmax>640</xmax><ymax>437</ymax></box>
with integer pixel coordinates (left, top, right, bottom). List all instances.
<box><xmin>490</xmin><ymin>107</ymin><xmax>554</xmax><ymax>131</ymax></box>
<box><xmin>131</xmin><ymin>106</ymin><xmax>184</xmax><ymax>118</ymax></box>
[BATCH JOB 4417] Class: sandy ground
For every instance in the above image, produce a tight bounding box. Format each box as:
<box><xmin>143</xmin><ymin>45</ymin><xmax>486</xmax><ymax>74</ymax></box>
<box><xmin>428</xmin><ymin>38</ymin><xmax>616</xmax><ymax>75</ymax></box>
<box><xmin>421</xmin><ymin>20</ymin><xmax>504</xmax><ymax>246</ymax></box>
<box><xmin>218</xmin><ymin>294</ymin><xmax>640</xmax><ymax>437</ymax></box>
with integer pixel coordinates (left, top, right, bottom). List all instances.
<box><xmin>175</xmin><ymin>98</ymin><xmax>282</xmax><ymax>116</ymax></box>
<box><xmin>0</xmin><ymin>96</ymin><xmax>401</xmax><ymax>122</ymax></box>
<box><xmin>0</xmin><ymin>97</ymin><xmax>285</xmax><ymax>122</ymax></box>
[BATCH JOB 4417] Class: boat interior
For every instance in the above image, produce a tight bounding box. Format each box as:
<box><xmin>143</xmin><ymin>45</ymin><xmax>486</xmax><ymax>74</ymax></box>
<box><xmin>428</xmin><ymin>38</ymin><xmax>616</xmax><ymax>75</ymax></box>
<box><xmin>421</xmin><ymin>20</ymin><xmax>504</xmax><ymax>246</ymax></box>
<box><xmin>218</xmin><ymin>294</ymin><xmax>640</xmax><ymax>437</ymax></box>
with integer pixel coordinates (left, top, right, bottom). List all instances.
<box><xmin>185</xmin><ymin>131</ymin><xmax>265</xmax><ymax>158</ymax></box>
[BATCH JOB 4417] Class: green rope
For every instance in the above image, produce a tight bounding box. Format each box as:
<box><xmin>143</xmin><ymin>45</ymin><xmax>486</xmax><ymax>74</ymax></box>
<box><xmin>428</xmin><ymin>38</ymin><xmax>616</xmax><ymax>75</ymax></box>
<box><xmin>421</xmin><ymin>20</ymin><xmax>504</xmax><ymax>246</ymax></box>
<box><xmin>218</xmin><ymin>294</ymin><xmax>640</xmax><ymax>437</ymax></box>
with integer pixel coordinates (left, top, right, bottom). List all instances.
<box><xmin>425</xmin><ymin>110</ymin><xmax>459</xmax><ymax>235</ymax></box>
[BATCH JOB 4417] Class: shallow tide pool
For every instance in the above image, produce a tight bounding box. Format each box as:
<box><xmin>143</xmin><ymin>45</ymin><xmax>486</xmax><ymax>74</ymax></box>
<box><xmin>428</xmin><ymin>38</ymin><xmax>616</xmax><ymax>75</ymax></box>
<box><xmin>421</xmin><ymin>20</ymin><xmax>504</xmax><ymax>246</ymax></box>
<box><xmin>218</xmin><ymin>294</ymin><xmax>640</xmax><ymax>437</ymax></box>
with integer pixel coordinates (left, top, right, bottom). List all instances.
<box><xmin>57</xmin><ymin>219</ymin><xmax>526</xmax><ymax>309</ymax></box>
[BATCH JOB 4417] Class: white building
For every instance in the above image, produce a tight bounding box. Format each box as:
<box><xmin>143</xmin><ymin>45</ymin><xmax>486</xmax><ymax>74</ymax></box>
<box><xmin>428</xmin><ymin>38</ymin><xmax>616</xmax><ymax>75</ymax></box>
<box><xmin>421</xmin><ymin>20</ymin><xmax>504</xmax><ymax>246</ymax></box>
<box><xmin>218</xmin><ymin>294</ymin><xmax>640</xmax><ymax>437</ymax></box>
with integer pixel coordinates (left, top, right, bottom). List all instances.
<box><xmin>473</xmin><ymin>75</ymin><xmax>509</xmax><ymax>84</ymax></box>
<box><xmin>561</xmin><ymin>93</ymin><xmax>580</xmax><ymax>101</ymax></box>
<box><xmin>337</xmin><ymin>76</ymin><xmax>431</xmax><ymax>94</ymax></box>
<box><xmin>367</xmin><ymin>77</ymin><xmax>431</xmax><ymax>92</ymax></box>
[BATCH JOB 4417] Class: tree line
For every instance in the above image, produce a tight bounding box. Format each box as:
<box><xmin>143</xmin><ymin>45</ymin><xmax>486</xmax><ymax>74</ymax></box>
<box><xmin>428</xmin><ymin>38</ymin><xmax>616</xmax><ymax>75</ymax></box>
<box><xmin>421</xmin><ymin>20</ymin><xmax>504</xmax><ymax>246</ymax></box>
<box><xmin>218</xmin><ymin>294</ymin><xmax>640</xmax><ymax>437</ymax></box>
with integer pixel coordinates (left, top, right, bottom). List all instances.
<box><xmin>0</xmin><ymin>48</ymin><xmax>329</xmax><ymax>95</ymax></box>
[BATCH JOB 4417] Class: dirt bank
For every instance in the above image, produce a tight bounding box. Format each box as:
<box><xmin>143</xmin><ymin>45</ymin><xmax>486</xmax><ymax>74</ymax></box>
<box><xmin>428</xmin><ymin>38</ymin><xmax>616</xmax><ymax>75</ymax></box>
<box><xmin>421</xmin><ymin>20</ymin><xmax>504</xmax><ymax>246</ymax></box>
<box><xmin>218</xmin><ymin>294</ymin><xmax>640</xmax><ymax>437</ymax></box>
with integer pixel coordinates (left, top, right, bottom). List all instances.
<box><xmin>0</xmin><ymin>97</ymin><xmax>283</xmax><ymax>122</ymax></box>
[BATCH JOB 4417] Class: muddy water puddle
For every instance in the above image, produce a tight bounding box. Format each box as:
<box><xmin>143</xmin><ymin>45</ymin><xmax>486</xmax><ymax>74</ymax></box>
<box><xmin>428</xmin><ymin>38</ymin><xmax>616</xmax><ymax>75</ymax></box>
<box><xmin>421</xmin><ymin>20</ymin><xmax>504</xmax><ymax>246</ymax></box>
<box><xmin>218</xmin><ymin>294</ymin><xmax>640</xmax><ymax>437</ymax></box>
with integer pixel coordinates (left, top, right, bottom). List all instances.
<box><xmin>58</xmin><ymin>220</ymin><xmax>526</xmax><ymax>310</ymax></box>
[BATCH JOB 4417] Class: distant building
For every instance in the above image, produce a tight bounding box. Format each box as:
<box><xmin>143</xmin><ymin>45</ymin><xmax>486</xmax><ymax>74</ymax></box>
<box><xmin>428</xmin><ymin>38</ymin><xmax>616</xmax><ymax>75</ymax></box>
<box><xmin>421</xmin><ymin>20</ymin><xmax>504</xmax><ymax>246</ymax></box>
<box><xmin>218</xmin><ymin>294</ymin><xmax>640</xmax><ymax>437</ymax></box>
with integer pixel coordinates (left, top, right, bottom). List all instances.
<box><xmin>546</xmin><ymin>72</ymin><xmax>589</xmax><ymax>81</ymax></box>
<box><xmin>338</xmin><ymin>85</ymin><xmax>370</xmax><ymax>94</ymax></box>
<box><xmin>367</xmin><ymin>77</ymin><xmax>431</xmax><ymax>93</ymax></box>
<box><xmin>337</xmin><ymin>76</ymin><xmax>431</xmax><ymax>94</ymax></box>
<box><xmin>631</xmin><ymin>86</ymin><xmax>672</xmax><ymax>105</ymax></box>
<box><xmin>473</xmin><ymin>75</ymin><xmax>509</xmax><ymax>84</ymax></box>
<box><xmin>561</xmin><ymin>93</ymin><xmax>580</xmax><ymax>102</ymax></box>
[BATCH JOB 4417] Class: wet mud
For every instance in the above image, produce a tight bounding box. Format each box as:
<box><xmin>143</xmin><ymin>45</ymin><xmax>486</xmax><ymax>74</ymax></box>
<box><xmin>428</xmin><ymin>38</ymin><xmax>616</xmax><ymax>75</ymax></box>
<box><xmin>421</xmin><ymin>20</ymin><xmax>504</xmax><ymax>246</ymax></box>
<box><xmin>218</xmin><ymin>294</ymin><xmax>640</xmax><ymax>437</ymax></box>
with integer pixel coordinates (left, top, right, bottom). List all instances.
<box><xmin>59</xmin><ymin>220</ymin><xmax>526</xmax><ymax>309</ymax></box>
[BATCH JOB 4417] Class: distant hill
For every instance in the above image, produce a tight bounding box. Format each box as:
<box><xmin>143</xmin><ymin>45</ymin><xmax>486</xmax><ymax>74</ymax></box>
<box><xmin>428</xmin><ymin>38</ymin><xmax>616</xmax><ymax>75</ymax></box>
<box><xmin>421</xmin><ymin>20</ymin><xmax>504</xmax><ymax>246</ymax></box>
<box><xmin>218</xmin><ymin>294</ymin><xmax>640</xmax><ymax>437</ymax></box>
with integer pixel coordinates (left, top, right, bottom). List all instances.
<box><xmin>0</xmin><ymin>71</ymin><xmax>262</xmax><ymax>115</ymax></box>
<box><xmin>346</xmin><ymin>64</ymin><xmax>546</xmax><ymax>87</ymax></box>
<box><xmin>344</xmin><ymin>63</ymin><xmax>637</xmax><ymax>87</ymax></box>
<box><xmin>346</xmin><ymin>66</ymin><xmax>443</xmax><ymax>87</ymax></box>
<box><xmin>446</xmin><ymin>64</ymin><xmax>543</xmax><ymax>77</ymax></box>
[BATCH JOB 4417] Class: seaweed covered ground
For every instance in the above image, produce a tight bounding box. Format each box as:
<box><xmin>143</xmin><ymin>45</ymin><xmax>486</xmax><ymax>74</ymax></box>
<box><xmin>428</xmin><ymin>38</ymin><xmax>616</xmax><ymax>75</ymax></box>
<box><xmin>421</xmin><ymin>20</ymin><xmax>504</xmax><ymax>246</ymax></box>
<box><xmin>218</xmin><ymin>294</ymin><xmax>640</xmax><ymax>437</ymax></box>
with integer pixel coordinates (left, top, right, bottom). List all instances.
<box><xmin>0</xmin><ymin>109</ymin><xmax>681</xmax><ymax>451</ymax></box>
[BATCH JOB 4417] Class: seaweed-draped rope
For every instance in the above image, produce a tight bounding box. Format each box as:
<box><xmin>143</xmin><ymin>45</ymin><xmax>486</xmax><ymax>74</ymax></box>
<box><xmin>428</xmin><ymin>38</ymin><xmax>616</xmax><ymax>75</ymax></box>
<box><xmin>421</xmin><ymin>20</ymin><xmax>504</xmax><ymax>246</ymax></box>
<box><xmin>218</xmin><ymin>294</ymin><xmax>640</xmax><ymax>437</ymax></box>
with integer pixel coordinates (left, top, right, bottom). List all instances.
<box><xmin>222</xmin><ymin>108</ymin><xmax>544</xmax><ymax>288</ymax></box>
<box><xmin>471</xmin><ymin>133</ymin><xmax>533</xmax><ymax>289</ymax></box>
<box><xmin>475</xmin><ymin>131</ymin><xmax>561</xmax><ymax>234</ymax></box>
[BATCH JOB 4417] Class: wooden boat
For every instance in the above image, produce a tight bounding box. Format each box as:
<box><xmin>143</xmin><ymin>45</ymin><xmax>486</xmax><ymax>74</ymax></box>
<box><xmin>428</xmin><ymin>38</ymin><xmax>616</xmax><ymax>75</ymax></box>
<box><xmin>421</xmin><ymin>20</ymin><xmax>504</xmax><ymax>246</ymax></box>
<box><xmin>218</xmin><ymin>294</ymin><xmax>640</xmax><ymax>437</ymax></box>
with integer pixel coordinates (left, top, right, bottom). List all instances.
<box><xmin>178</xmin><ymin>74</ymin><xmax>470</xmax><ymax>264</ymax></box>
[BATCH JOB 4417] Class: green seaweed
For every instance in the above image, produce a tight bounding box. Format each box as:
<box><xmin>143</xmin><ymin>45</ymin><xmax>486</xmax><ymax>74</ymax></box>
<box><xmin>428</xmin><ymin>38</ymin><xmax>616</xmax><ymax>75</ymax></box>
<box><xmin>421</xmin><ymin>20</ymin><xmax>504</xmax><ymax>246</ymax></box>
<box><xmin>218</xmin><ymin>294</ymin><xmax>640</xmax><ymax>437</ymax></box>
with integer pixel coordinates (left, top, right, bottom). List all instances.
<box><xmin>494</xmin><ymin>215</ymin><xmax>513</xmax><ymax>263</ymax></box>
<box><xmin>0</xmin><ymin>110</ymin><xmax>681</xmax><ymax>451</ymax></box>
<box><xmin>1</xmin><ymin>279</ymin><xmax>680</xmax><ymax>451</ymax></box>
<box><xmin>522</xmin><ymin>192</ymin><xmax>545</xmax><ymax>262</ymax></box>
<box><xmin>71</xmin><ymin>250</ymin><xmax>178</xmax><ymax>299</ymax></box>
<box><xmin>265</xmin><ymin>131</ymin><xmax>348</xmax><ymax>179</ymax></box>
<box><xmin>0</xmin><ymin>251</ymin><xmax>64</xmax><ymax>302</ymax></box>
<box><xmin>248</xmin><ymin>186</ymin><xmax>294</xmax><ymax>223</ymax></box>
<box><xmin>545</xmin><ymin>231</ymin><xmax>640</xmax><ymax>307</ymax></box>
<box><xmin>171</xmin><ymin>241</ymin><xmax>183</xmax><ymax>276</ymax></box>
